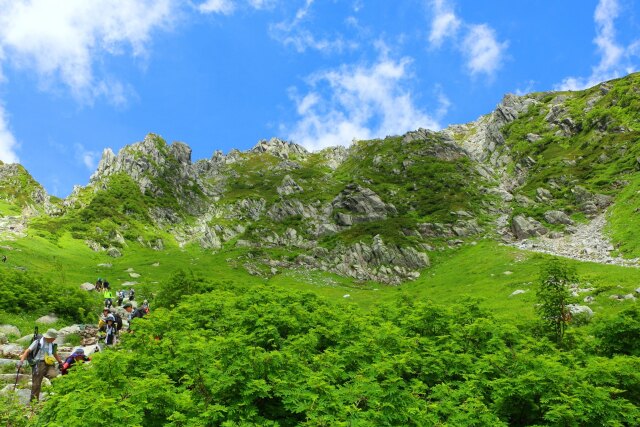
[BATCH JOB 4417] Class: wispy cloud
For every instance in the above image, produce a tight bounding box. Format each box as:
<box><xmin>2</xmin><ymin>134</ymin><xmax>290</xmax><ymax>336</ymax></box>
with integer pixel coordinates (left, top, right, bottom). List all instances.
<box><xmin>0</xmin><ymin>105</ymin><xmax>19</xmax><ymax>164</ymax></box>
<box><xmin>74</xmin><ymin>144</ymin><xmax>100</xmax><ymax>171</ymax></box>
<box><xmin>462</xmin><ymin>24</ymin><xmax>508</xmax><ymax>76</ymax></box>
<box><xmin>556</xmin><ymin>0</ymin><xmax>638</xmax><ymax>90</ymax></box>
<box><xmin>269</xmin><ymin>0</ymin><xmax>358</xmax><ymax>54</ymax></box>
<box><xmin>428</xmin><ymin>0</ymin><xmax>460</xmax><ymax>48</ymax></box>
<box><xmin>284</xmin><ymin>53</ymin><xmax>444</xmax><ymax>151</ymax></box>
<box><xmin>0</xmin><ymin>0</ymin><xmax>179</xmax><ymax>105</ymax></box>
<box><xmin>514</xmin><ymin>79</ymin><xmax>537</xmax><ymax>96</ymax></box>
<box><xmin>197</xmin><ymin>0</ymin><xmax>276</xmax><ymax>14</ymax></box>
<box><xmin>198</xmin><ymin>0</ymin><xmax>235</xmax><ymax>15</ymax></box>
<box><xmin>427</xmin><ymin>0</ymin><xmax>507</xmax><ymax>78</ymax></box>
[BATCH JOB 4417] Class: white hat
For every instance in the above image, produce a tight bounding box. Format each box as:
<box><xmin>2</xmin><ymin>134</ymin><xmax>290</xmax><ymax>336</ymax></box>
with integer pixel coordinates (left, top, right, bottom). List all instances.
<box><xmin>43</xmin><ymin>328</ymin><xmax>58</xmax><ymax>339</ymax></box>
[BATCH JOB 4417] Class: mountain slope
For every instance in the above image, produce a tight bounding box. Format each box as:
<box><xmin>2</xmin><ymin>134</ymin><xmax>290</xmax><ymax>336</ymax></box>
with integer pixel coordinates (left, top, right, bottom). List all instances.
<box><xmin>2</xmin><ymin>72</ymin><xmax>640</xmax><ymax>285</ymax></box>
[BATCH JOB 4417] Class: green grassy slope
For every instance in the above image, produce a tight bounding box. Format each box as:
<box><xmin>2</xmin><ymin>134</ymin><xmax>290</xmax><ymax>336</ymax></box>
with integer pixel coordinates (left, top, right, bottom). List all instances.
<box><xmin>501</xmin><ymin>73</ymin><xmax>640</xmax><ymax>252</ymax></box>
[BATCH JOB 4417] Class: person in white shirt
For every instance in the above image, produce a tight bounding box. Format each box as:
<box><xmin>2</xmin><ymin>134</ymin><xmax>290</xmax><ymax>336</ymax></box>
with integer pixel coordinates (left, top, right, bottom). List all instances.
<box><xmin>17</xmin><ymin>328</ymin><xmax>63</xmax><ymax>402</ymax></box>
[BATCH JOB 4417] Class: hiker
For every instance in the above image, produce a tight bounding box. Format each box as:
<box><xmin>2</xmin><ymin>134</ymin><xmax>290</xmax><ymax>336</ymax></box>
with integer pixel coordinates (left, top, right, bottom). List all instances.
<box><xmin>17</xmin><ymin>328</ymin><xmax>63</xmax><ymax>402</ymax></box>
<box><xmin>100</xmin><ymin>314</ymin><xmax>118</xmax><ymax>346</ymax></box>
<box><xmin>2</xmin><ymin>255</ymin><xmax>6</xmax><ymax>263</ymax></box>
<box><xmin>98</xmin><ymin>307</ymin><xmax>110</xmax><ymax>329</ymax></box>
<box><xmin>117</xmin><ymin>290</ymin><xmax>124</xmax><ymax>306</ymax></box>
<box><xmin>61</xmin><ymin>348</ymin><xmax>90</xmax><ymax>375</ymax></box>
<box><xmin>129</xmin><ymin>288</ymin><xmax>135</xmax><ymax>301</ymax></box>
<box><xmin>95</xmin><ymin>278</ymin><xmax>103</xmax><ymax>292</ymax></box>
<box><xmin>141</xmin><ymin>299</ymin><xmax>150</xmax><ymax>314</ymax></box>
<box><xmin>103</xmin><ymin>287</ymin><xmax>113</xmax><ymax>309</ymax></box>
<box><xmin>109</xmin><ymin>307</ymin><xmax>124</xmax><ymax>333</ymax></box>
<box><xmin>123</xmin><ymin>302</ymin><xmax>145</xmax><ymax>331</ymax></box>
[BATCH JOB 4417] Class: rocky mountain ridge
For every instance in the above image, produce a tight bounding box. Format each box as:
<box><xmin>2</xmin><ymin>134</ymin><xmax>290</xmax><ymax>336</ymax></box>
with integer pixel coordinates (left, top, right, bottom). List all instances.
<box><xmin>4</xmin><ymin>72</ymin><xmax>640</xmax><ymax>283</ymax></box>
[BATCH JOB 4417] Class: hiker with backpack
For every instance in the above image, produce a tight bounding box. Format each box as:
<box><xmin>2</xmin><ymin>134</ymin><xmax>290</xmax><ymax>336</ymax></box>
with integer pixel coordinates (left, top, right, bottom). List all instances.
<box><xmin>103</xmin><ymin>286</ymin><xmax>113</xmax><ymax>309</ymax></box>
<box><xmin>109</xmin><ymin>307</ymin><xmax>124</xmax><ymax>333</ymax></box>
<box><xmin>129</xmin><ymin>288</ymin><xmax>135</xmax><ymax>301</ymax></box>
<box><xmin>61</xmin><ymin>348</ymin><xmax>90</xmax><ymax>375</ymax></box>
<box><xmin>95</xmin><ymin>278</ymin><xmax>103</xmax><ymax>292</ymax></box>
<box><xmin>98</xmin><ymin>307</ymin><xmax>110</xmax><ymax>329</ymax></box>
<box><xmin>117</xmin><ymin>290</ymin><xmax>125</xmax><ymax>306</ymax></box>
<box><xmin>16</xmin><ymin>328</ymin><xmax>63</xmax><ymax>402</ymax></box>
<box><xmin>123</xmin><ymin>302</ymin><xmax>146</xmax><ymax>332</ymax></box>
<box><xmin>99</xmin><ymin>314</ymin><xmax>118</xmax><ymax>346</ymax></box>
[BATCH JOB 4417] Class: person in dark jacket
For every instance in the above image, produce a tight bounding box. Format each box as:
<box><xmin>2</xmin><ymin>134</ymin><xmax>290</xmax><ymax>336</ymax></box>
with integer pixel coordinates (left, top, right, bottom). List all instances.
<box><xmin>61</xmin><ymin>348</ymin><xmax>90</xmax><ymax>375</ymax></box>
<box><xmin>100</xmin><ymin>314</ymin><xmax>118</xmax><ymax>346</ymax></box>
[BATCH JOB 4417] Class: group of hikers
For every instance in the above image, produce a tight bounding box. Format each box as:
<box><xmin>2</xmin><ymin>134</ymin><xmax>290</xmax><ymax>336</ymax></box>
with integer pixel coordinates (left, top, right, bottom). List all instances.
<box><xmin>14</xmin><ymin>278</ymin><xmax>149</xmax><ymax>403</ymax></box>
<box><xmin>96</xmin><ymin>278</ymin><xmax>135</xmax><ymax>309</ymax></box>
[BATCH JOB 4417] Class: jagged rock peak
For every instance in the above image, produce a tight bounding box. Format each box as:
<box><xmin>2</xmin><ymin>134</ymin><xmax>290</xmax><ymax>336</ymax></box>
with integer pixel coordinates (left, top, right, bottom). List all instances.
<box><xmin>249</xmin><ymin>137</ymin><xmax>308</xmax><ymax>159</ymax></box>
<box><xmin>90</xmin><ymin>134</ymin><xmax>195</xmax><ymax>184</ymax></box>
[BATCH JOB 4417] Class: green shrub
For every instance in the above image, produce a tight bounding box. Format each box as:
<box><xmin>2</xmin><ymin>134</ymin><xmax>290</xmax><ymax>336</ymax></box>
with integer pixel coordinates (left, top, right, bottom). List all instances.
<box><xmin>0</xmin><ymin>269</ymin><xmax>93</xmax><ymax>323</ymax></box>
<box><xmin>34</xmin><ymin>285</ymin><xmax>640</xmax><ymax>426</ymax></box>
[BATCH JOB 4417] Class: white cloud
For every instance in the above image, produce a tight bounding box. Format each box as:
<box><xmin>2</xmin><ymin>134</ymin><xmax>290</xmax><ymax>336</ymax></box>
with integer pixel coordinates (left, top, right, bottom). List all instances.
<box><xmin>428</xmin><ymin>0</ymin><xmax>460</xmax><ymax>48</ymax></box>
<box><xmin>274</xmin><ymin>29</ymin><xmax>356</xmax><ymax>54</ymax></box>
<box><xmin>197</xmin><ymin>0</ymin><xmax>276</xmax><ymax>15</ymax></box>
<box><xmin>462</xmin><ymin>24</ymin><xmax>507</xmax><ymax>76</ymax></box>
<box><xmin>514</xmin><ymin>80</ymin><xmax>536</xmax><ymax>96</ymax></box>
<box><xmin>247</xmin><ymin>0</ymin><xmax>276</xmax><ymax>9</ymax></box>
<box><xmin>0</xmin><ymin>0</ymin><xmax>178</xmax><ymax>104</ymax></box>
<box><xmin>427</xmin><ymin>0</ymin><xmax>507</xmax><ymax>78</ymax></box>
<box><xmin>74</xmin><ymin>144</ymin><xmax>99</xmax><ymax>170</ymax></box>
<box><xmin>198</xmin><ymin>0</ymin><xmax>235</xmax><ymax>15</ymax></box>
<box><xmin>556</xmin><ymin>0</ymin><xmax>638</xmax><ymax>90</ymax></box>
<box><xmin>269</xmin><ymin>0</ymin><xmax>358</xmax><ymax>54</ymax></box>
<box><xmin>0</xmin><ymin>106</ymin><xmax>20</xmax><ymax>164</ymax></box>
<box><xmin>285</xmin><ymin>56</ymin><xmax>443</xmax><ymax>151</ymax></box>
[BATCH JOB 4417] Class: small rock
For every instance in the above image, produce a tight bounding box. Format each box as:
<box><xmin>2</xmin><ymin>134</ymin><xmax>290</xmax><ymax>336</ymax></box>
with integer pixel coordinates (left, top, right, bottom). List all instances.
<box><xmin>0</xmin><ymin>333</ymin><xmax>6</xmax><ymax>344</ymax></box>
<box><xmin>0</xmin><ymin>325</ymin><xmax>20</xmax><ymax>337</ymax></box>
<box><xmin>0</xmin><ymin>344</ymin><xmax>24</xmax><ymax>358</ymax></box>
<box><xmin>80</xmin><ymin>282</ymin><xmax>95</xmax><ymax>291</ymax></box>
<box><xmin>129</xmin><ymin>273</ymin><xmax>141</xmax><ymax>278</ymax></box>
<box><xmin>107</xmin><ymin>247</ymin><xmax>122</xmax><ymax>258</ymax></box>
<box><xmin>343</xmin><ymin>294</ymin><xmax>351</xmax><ymax>298</ymax></box>
<box><xmin>503</xmin><ymin>271</ymin><xmax>513</xmax><ymax>275</ymax></box>
<box><xmin>623</xmin><ymin>294</ymin><xmax>636</xmax><ymax>301</ymax></box>
<box><xmin>152</xmin><ymin>262</ymin><xmax>160</xmax><ymax>267</ymax></box>
<box><xmin>568</xmin><ymin>304</ymin><xmax>594</xmax><ymax>318</ymax></box>
<box><xmin>583</xmin><ymin>296</ymin><xmax>595</xmax><ymax>303</ymax></box>
<box><xmin>121</xmin><ymin>281</ymin><xmax>137</xmax><ymax>287</ymax></box>
<box><xmin>536</xmin><ymin>187</ymin><xmax>553</xmax><ymax>202</ymax></box>
<box><xmin>36</xmin><ymin>314</ymin><xmax>58</xmax><ymax>324</ymax></box>
<box><xmin>98</xmin><ymin>263</ymin><xmax>112</xmax><ymax>268</ymax></box>
<box><xmin>543</xmin><ymin>210</ymin><xmax>574</xmax><ymax>226</ymax></box>
<box><xmin>509</xmin><ymin>290</ymin><xmax>526</xmax><ymax>297</ymax></box>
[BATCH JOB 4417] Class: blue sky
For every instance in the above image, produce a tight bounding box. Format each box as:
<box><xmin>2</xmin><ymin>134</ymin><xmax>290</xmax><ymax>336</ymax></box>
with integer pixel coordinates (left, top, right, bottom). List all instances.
<box><xmin>0</xmin><ymin>0</ymin><xmax>638</xmax><ymax>197</ymax></box>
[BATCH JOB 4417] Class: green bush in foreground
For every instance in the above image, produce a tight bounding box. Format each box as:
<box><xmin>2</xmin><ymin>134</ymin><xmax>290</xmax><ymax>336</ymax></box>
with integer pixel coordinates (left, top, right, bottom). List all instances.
<box><xmin>32</xmin><ymin>284</ymin><xmax>639</xmax><ymax>426</ymax></box>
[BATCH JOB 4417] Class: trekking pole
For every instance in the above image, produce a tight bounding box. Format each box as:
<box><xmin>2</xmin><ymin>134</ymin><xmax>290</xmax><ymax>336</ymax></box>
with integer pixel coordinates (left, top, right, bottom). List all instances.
<box><xmin>13</xmin><ymin>364</ymin><xmax>20</xmax><ymax>390</ymax></box>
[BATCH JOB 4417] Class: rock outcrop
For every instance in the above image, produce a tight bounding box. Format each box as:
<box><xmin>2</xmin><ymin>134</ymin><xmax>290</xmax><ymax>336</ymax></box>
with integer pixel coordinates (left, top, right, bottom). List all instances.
<box><xmin>331</xmin><ymin>184</ymin><xmax>396</xmax><ymax>223</ymax></box>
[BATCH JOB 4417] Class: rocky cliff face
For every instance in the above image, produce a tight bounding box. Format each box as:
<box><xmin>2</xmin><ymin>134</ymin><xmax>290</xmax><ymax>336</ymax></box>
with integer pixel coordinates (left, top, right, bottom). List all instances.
<box><xmin>7</xmin><ymin>73</ymin><xmax>640</xmax><ymax>282</ymax></box>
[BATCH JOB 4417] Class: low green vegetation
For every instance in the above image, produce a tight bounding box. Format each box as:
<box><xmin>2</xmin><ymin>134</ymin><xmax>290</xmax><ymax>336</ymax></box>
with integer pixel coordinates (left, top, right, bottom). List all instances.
<box><xmin>27</xmin><ymin>274</ymin><xmax>640</xmax><ymax>426</ymax></box>
<box><xmin>0</xmin><ymin>268</ymin><xmax>94</xmax><ymax>323</ymax></box>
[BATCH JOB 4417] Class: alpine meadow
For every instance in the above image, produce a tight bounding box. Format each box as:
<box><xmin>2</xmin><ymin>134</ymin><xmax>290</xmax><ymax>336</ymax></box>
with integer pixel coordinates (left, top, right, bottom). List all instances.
<box><xmin>0</xmin><ymin>68</ymin><xmax>639</xmax><ymax>425</ymax></box>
